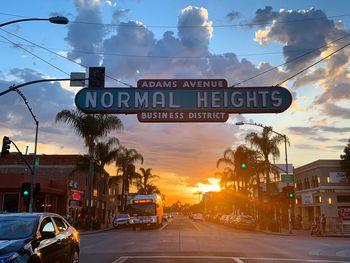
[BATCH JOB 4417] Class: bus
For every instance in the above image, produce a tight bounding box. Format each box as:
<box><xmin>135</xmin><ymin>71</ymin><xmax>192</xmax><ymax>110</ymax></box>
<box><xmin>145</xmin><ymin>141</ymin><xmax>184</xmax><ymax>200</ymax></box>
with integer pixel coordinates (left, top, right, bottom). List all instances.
<box><xmin>128</xmin><ymin>194</ymin><xmax>164</xmax><ymax>229</ymax></box>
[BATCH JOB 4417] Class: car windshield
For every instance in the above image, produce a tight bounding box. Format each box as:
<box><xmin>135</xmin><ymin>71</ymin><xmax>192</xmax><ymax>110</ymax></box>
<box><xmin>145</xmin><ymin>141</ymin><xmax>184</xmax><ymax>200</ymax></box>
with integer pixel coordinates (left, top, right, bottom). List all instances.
<box><xmin>129</xmin><ymin>203</ymin><xmax>156</xmax><ymax>216</ymax></box>
<box><xmin>0</xmin><ymin>216</ymin><xmax>37</xmax><ymax>240</ymax></box>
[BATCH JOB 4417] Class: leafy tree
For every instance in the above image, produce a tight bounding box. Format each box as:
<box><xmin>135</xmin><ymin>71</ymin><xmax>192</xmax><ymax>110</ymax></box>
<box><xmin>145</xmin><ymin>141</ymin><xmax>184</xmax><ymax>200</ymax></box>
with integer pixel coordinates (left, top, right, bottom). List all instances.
<box><xmin>56</xmin><ymin>109</ymin><xmax>123</xmax><ymax>225</ymax></box>
<box><xmin>340</xmin><ymin>139</ymin><xmax>350</xmax><ymax>178</ymax></box>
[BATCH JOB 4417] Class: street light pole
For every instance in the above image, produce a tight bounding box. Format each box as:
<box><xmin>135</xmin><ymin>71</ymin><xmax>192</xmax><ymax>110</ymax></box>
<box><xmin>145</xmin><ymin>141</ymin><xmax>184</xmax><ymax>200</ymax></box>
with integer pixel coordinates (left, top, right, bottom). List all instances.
<box><xmin>236</xmin><ymin>121</ymin><xmax>291</xmax><ymax>233</ymax></box>
<box><xmin>0</xmin><ymin>16</ymin><xmax>68</xmax><ymax>27</ymax></box>
<box><xmin>1</xmin><ymin>78</ymin><xmax>87</xmax><ymax>213</ymax></box>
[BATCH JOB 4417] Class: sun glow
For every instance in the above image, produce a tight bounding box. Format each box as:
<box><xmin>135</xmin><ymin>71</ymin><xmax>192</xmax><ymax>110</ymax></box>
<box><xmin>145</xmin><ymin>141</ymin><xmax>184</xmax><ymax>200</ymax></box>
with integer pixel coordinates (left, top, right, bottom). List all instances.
<box><xmin>195</xmin><ymin>178</ymin><xmax>221</xmax><ymax>193</ymax></box>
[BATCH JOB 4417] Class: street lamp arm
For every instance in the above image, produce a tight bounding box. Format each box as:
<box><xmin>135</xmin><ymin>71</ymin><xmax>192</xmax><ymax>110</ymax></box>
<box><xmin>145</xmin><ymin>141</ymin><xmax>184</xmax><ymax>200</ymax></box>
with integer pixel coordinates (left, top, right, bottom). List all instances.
<box><xmin>0</xmin><ymin>78</ymin><xmax>88</xmax><ymax>97</ymax></box>
<box><xmin>0</xmin><ymin>16</ymin><xmax>69</xmax><ymax>27</ymax></box>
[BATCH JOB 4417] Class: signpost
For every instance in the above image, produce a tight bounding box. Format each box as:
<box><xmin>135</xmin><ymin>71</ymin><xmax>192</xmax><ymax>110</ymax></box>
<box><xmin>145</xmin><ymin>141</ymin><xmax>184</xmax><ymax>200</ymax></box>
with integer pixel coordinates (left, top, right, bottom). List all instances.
<box><xmin>75</xmin><ymin>86</ymin><xmax>292</xmax><ymax>114</ymax></box>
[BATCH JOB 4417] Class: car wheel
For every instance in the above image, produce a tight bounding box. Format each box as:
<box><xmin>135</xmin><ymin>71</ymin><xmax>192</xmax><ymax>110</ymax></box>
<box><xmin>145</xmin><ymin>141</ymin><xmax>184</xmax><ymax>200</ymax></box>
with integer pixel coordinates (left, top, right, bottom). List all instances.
<box><xmin>71</xmin><ymin>249</ymin><xmax>79</xmax><ymax>263</ymax></box>
<box><xmin>113</xmin><ymin>222</ymin><xmax>119</xmax><ymax>228</ymax></box>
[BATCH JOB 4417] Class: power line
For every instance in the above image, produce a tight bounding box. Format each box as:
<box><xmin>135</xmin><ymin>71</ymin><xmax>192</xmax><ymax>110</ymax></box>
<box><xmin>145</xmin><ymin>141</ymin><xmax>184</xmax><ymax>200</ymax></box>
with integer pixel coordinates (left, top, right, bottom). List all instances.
<box><xmin>1</xmin><ymin>11</ymin><xmax>350</xmax><ymax>29</ymax></box>
<box><xmin>0</xmin><ymin>34</ymin><xmax>71</xmax><ymax>76</ymax></box>
<box><xmin>0</xmin><ymin>29</ymin><xmax>133</xmax><ymax>87</ymax></box>
<box><xmin>276</xmin><ymin>41</ymin><xmax>350</xmax><ymax>86</ymax></box>
<box><xmin>231</xmin><ymin>32</ymin><xmax>350</xmax><ymax>87</ymax></box>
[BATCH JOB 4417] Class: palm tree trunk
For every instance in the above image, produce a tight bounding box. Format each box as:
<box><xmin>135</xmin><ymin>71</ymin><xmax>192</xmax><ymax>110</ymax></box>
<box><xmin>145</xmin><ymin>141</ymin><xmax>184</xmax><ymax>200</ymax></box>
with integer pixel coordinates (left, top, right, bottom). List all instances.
<box><xmin>87</xmin><ymin>148</ymin><xmax>94</xmax><ymax>229</ymax></box>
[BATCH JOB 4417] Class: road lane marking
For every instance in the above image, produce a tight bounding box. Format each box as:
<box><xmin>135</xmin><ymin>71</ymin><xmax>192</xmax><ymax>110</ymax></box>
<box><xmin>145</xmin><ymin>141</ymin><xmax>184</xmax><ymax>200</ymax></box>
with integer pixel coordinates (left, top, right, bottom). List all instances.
<box><xmin>309</xmin><ymin>248</ymin><xmax>323</xmax><ymax>256</ymax></box>
<box><xmin>111</xmin><ymin>256</ymin><xmax>128</xmax><ymax>263</ymax></box>
<box><xmin>159</xmin><ymin>220</ymin><xmax>170</xmax><ymax>231</ymax></box>
<box><xmin>233</xmin><ymin>257</ymin><xmax>244</xmax><ymax>263</ymax></box>
<box><xmin>336</xmin><ymin>249</ymin><xmax>350</xmax><ymax>257</ymax></box>
<box><xmin>189</xmin><ymin>220</ymin><xmax>201</xmax><ymax>231</ymax></box>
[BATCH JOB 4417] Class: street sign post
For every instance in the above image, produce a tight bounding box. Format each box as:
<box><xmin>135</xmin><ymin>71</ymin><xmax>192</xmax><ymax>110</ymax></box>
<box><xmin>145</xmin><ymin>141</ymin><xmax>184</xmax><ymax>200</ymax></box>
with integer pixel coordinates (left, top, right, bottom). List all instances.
<box><xmin>75</xmin><ymin>86</ymin><xmax>292</xmax><ymax>114</ymax></box>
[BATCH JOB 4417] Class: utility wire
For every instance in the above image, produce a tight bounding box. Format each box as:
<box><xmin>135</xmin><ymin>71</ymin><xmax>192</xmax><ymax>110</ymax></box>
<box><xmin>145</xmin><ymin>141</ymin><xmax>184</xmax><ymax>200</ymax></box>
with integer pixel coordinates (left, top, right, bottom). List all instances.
<box><xmin>0</xmin><ymin>34</ymin><xmax>71</xmax><ymax>76</ymax></box>
<box><xmin>0</xmin><ymin>29</ymin><xmax>133</xmax><ymax>87</ymax></box>
<box><xmin>276</xmin><ymin>41</ymin><xmax>350</xmax><ymax>86</ymax></box>
<box><xmin>231</xmin><ymin>32</ymin><xmax>350</xmax><ymax>87</ymax></box>
<box><xmin>1</xmin><ymin>11</ymin><xmax>350</xmax><ymax>28</ymax></box>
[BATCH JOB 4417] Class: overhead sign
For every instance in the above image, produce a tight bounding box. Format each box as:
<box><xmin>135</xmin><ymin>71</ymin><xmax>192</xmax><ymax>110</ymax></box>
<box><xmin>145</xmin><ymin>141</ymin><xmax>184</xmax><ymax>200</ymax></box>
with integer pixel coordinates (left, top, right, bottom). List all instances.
<box><xmin>137</xmin><ymin>79</ymin><xmax>229</xmax><ymax>122</ymax></box>
<box><xmin>75</xmin><ymin>86</ymin><xmax>292</xmax><ymax>114</ymax></box>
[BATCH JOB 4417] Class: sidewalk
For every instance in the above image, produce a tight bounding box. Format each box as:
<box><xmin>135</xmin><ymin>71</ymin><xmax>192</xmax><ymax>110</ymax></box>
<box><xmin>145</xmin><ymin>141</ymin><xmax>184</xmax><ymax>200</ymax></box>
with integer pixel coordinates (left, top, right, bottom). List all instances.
<box><xmin>259</xmin><ymin>228</ymin><xmax>350</xmax><ymax>237</ymax></box>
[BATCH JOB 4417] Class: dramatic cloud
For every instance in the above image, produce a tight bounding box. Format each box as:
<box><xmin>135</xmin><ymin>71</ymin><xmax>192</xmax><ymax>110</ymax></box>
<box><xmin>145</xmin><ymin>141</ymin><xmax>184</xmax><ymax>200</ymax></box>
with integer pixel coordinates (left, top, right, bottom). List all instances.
<box><xmin>65</xmin><ymin>0</ymin><xmax>105</xmax><ymax>66</ymax></box>
<box><xmin>252</xmin><ymin>7</ymin><xmax>347</xmax><ymax>72</ymax></box>
<box><xmin>323</xmin><ymin>104</ymin><xmax>350</xmax><ymax>119</ymax></box>
<box><xmin>178</xmin><ymin>6</ymin><xmax>213</xmax><ymax>54</ymax></box>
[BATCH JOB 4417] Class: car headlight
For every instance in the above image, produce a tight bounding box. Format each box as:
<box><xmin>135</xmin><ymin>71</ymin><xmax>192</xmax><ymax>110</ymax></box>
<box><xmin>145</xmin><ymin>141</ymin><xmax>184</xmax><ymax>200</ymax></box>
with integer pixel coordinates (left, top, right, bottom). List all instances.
<box><xmin>151</xmin><ymin>218</ymin><xmax>157</xmax><ymax>223</ymax></box>
<box><xmin>0</xmin><ymin>252</ymin><xmax>19</xmax><ymax>263</ymax></box>
<box><xmin>129</xmin><ymin>219</ymin><xmax>134</xmax><ymax>224</ymax></box>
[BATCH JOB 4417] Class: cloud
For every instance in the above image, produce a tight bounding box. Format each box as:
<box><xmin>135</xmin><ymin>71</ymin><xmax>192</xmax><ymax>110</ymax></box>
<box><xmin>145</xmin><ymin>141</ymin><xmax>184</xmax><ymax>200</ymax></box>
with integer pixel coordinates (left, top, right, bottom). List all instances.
<box><xmin>178</xmin><ymin>6</ymin><xmax>213</xmax><ymax>53</ymax></box>
<box><xmin>65</xmin><ymin>0</ymin><xmax>105</xmax><ymax>66</ymax></box>
<box><xmin>252</xmin><ymin>7</ymin><xmax>347</xmax><ymax>72</ymax></box>
<box><xmin>315</xmin><ymin>82</ymin><xmax>350</xmax><ymax>104</ymax></box>
<box><xmin>323</xmin><ymin>104</ymin><xmax>350</xmax><ymax>119</ymax></box>
<box><xmin>226</xmin><ymin>11</ymin><xmax>240</xmax><ymax>22</ymax></box>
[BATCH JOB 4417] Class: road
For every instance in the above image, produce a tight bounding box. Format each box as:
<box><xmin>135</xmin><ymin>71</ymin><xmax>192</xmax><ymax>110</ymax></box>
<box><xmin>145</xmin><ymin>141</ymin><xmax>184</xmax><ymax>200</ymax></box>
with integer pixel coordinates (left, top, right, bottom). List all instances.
<box><xmin>80</xmin><ymin>216</ymin><xmax>350</xmax><ymax>263</ymax></box>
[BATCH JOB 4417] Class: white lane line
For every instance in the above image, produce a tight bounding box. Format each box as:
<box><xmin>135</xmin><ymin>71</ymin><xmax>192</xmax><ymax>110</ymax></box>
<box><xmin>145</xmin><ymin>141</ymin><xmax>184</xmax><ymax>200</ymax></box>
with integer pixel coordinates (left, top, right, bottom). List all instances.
<box><xmin>159</xmin><ymin>220</ymin><xmax>170</xmax><ymax>231</ymax></box>
<box><xmin>232</xmin><ymin>257</ymin><xmax>245</xmax><ymax>263</ymax></box>
<box><xmin>189</xmin><ymin>220</ymin><xmax>202</xmax><ymax>231</ymax></box>
<box><xmin>111</xmin><ymin>256</ymin><xmax>128</xmax><ymax>263</ymax></box>
<box><xmin>336</xmin><ymin>249</ymin><xmax>350</xmax><ymax>257</ymax></box>
<box><xmin>308</xmin><ymin>248</ymin><xmax>323</xmax><ymax>256</ymax></box>
<box><xmin>239</xmin><ymin>257</ymin><xmax>350</xmax><ymax>262</ymax></box>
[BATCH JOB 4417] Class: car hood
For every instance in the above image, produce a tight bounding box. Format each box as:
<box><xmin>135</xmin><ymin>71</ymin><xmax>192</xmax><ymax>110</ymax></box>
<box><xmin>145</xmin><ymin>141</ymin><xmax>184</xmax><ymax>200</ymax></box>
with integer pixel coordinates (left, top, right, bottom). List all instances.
<box><xmin>0</xmin><ymin>239</ymin><xmax>25</xmax><ymax>255</ymax></box>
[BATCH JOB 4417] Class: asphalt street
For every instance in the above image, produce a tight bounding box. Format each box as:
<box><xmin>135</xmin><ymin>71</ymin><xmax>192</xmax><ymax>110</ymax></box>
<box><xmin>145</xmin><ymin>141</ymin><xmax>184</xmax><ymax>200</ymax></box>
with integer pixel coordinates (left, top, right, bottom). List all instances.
<box><xmin>80</xmin><ymin>216</ymin><xmax>350</xmax><ymax>263</ymax></box>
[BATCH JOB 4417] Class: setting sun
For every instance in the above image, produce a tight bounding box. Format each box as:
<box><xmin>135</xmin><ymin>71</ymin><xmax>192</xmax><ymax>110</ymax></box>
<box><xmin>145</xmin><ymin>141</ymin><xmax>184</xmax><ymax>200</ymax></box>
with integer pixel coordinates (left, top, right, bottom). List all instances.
<box><xmin>195</xmin><ymin>178</ymin><xmax>221</xmax><ymax>193</ymax></box>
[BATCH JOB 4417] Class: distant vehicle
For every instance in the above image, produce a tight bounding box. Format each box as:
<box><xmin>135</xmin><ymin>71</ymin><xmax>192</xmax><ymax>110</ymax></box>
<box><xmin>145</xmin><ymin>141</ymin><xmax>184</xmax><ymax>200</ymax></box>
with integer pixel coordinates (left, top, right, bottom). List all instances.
<box><xmin>128</xmin><ymin>194</ymin><xmax>164</xmax><ymax>229</ymax></box>
<box><xmin>232</xmin><ymin>215</ymin><xmax>256</xmax><ymax>230</ymax></box>
<box><xmin>0</xmin><ymin>213</ymin><xmax>80</xmax><ymax>263</ymax></box>
<box><xmin>113</xmin><ymin>214</ymin><xmax>130</xmax><ymax>228</ymax></box>
<box><xmin>192</xmin><ymin>213</ymin><xmax>204</xmax><ymax>221</ymax></box>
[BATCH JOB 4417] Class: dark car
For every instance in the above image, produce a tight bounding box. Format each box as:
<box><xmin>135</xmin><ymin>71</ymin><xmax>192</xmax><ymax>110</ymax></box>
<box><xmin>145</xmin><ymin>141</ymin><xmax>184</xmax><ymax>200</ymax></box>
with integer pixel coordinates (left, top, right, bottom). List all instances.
<box><xmin>232</xmin><ymin>215</ymin><xmax>256</xmax><ymax>230</ymax></box>
<box><xmin>0</xmin><ymin>213</ymin><xmax>80</xmax><ymax>263</ymax></box>
<box><xmin>113</xmin><ymin>214</ymin><xmax>130</xmax><ymax>228</ymax></box>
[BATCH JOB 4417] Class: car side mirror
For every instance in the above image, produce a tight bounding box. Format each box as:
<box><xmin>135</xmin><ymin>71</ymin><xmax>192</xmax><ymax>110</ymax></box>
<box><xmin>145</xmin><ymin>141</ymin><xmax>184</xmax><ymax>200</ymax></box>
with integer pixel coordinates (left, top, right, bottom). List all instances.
<box><xmin>40</xmin><ymin>231</ymin><xmax>56</xmax><ymax>240</ymax></box>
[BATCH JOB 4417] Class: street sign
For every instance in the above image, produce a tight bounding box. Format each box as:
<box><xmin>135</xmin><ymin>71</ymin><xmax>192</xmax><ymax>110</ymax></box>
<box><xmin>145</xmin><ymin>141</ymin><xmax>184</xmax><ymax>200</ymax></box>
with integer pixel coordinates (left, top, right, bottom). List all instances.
<box><xmin>137</xmin><ymin>79</ymin><xmax>229</xmax><ymax>122</ymax></box>
<box><xmin>70</xmin><ymin>72</ymin><xmax>86</xmax><ymax>87</ymax></box>
<box><xmin>75</xmin><ymin>86</ymin><xmax>292</xmax><ymax>114</ymax></box>
<box><xmin>281</xmin><ymin>174</ymin><xmax>294</xmax><ymax>183</ymax></box>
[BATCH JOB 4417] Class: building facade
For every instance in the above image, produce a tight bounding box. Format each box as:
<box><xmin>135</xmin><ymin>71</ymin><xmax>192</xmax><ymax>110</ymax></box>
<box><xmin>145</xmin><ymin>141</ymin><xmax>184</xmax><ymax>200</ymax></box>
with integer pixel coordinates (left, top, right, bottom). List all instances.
<box><xmin>294</xmin><ymin>159</ymin><xmax>350</xmax><ymax>232</ymax></box>
<box><xmin>0</xmin><ymin>154</ymin><xmax>117</xmax><ymax>228</ymax></box>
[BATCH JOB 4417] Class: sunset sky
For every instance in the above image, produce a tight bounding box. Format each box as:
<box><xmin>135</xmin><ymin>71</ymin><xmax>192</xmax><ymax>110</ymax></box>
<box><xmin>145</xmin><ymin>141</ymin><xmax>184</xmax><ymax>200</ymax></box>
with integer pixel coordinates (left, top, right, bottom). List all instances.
<box><xmin>0</xmin><ymin>0</ymin><xmax>349</xmax><ymax>205</ymax></box>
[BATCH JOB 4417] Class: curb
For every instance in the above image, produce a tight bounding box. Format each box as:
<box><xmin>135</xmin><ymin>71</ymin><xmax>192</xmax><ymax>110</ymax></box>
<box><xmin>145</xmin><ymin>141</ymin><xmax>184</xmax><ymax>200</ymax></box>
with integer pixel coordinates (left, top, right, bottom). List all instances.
<box><xmin>79</xmin><ymin>227</ymin><xmax>115</xmax><ymax>235</ymax></box>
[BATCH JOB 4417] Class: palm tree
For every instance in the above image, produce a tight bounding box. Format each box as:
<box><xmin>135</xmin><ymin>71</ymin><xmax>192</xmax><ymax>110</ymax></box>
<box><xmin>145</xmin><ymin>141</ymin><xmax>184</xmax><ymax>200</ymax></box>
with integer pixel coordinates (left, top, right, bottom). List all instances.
<box><xmin>115</xmin><ymin>147</ymin><xmax>143</xmax><ymax>210</ymax></box>
<box><xmin>136</xmin><ymin>168</ymin><xmax>160</xmax><ymax>194</ymax></box>
<box><xmin>94</xmin><ymin>137</ymin><xmax>120</xmax><ymax>224</ymax></box>
<box><xmin>215</xmin><ymin>167</ymin><xmax>234</xmax><ymax>189</ymax></box>
<box><xmin>245</xmin><ymin>127</ymin><xmax>286</xmax><ymax>194</ymax></box>
<box><xmin>56</xmin><ymin>109</ymin><xmax>123</xmax><ymax>226</ymax></box>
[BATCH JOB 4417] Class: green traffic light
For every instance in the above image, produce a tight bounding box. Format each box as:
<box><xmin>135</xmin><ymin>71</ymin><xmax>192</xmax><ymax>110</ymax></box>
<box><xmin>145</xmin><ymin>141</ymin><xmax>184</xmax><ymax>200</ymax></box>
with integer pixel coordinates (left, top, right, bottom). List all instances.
<box><xmin>289</xmin><ymin>193</ymin><xmax>294</xmax><ymax>198</ymax></box>
<box><xmin>23</xmin><ymin>190</ymin><xmax>29</xmax><ymax>196</ymax></box>
<box><xmin>241</xmin><ymin>163</ymin><xmax>247</xmax><ymax>168</ymax></box>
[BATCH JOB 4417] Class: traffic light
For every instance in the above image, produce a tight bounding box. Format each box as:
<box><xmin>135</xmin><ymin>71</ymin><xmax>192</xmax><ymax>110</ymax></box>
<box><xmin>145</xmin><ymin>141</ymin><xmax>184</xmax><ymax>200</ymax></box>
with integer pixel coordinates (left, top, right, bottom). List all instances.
<box><xmin>287</xmin><ymin>187</ymin><xmax>295</xmax><ymax>209</ymax></box>
<box><xmin>1</xmin><ymin>136</ymin><xmax>11</xmax><ymax>157</ymax></box>
<box><xmin>88</xmin><ymin>67</ymin><xmax>105</xmax><ymax>88</ymax></box>
<box><xmin>21</xmin><ymin>183</ymin><xmax>31</xmax><ymax>197</ymax></box>
<box><xmin>241</xmin><ymin>163</ymin><xmax>247</xmax><ymax>169</ymax></box>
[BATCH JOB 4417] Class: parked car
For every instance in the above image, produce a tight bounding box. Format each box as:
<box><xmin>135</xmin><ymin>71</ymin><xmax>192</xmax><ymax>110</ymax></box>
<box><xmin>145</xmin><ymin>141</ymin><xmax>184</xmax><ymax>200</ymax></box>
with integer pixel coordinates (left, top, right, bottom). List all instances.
<box><xmin>192</xmin><ymin>213</ymin><xmax>204</xmax><ymax>221</ymax></box>
<box><xmin>0</xmin><ymin>212</ymin><xmax>80</xmax><ymax>263</ymax></box>
<box><xmin>113</xmin><ymin>214</ymin><xmax>130</xmax><ymax>228</ymax></box>
<box><xmin>232</xmin><ymin>215</ymin><xmax>256</xmax><ymax>230</ymax></box>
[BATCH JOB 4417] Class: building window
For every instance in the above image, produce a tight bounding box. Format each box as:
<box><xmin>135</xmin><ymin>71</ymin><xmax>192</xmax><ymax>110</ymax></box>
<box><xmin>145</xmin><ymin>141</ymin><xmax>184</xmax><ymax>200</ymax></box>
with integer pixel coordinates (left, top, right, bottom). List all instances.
<box><xmin>328</xmin><ymin>197</ymin><xmax>332</xmax><ymax>205</ymax></box>
<box><xmin>315</xmin><ymin>196</ymin><xmax>322</xmax><ymax>203</ymax></box>
<box><xmin>337</xmin><ymin>196</ymin><xmax>350</xmax><ymax>203</ymax></box>
<box><xmin>326</xmin><ymin>176</ymin><xmax>330</xmax><ymax>183</ymax></box>
<box><xmin>317</xmin><ymin>176</ymin><xmax>320</xmax><ymax>184</ymax></box>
